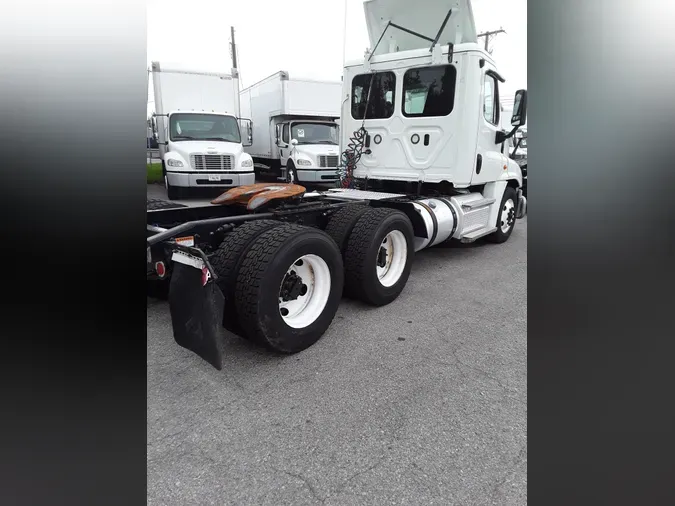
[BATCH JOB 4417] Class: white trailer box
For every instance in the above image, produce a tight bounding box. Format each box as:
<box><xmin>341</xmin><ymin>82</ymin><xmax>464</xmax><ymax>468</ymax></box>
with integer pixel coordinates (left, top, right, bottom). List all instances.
<box><xmin>151</xmin><ymin>61</ymin><xmax>254</xmax><ymax>199</ymax></box>
<box><xmin>240</xmin><ymin>71</ymin><xmax>342</xmax><ymax>184</ymax></box>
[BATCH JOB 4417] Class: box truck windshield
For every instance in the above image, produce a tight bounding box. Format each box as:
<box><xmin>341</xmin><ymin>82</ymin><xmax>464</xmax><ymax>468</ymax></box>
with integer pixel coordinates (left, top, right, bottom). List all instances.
<box><xmin>291</xmin><ymin>122</ymin><xmax>338</xmax><ymax>145</ymax></box>
<box><xmin>170</xmin><ymin>113</ymin><xmax>241</xmax><ymax>144</ymax></box>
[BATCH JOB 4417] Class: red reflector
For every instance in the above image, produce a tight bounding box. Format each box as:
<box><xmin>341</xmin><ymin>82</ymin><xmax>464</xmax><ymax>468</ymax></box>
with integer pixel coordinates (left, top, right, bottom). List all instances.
<box><xmin>155</xmin><ymin>261</ymin><xmax>166</xmax><ymax>278</ymax></box>
<box><xmin>201</xmin><ymin>266</ymin><xmax>211</xmax><ymax>286</ymax></box>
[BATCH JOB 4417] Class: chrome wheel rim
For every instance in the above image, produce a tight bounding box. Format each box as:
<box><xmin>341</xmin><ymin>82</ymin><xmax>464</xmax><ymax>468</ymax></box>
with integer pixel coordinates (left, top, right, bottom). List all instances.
<box><xmin>500</xmin><ymin>199</ymin><xmax>516</xmax><ymax>233</ymax></box>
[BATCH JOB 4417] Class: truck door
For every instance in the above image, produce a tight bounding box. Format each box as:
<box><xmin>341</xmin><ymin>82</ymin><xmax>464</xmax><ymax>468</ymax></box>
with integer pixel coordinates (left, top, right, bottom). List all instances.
<box><xmin>472</xmin><ymin>67</ymin><xmax>507</xmax><ymax>184</ymax></box>
<box><xmin>278</xmin><ymin>122</ymin><xmax>290</xmax><ymax>168</ymax></box>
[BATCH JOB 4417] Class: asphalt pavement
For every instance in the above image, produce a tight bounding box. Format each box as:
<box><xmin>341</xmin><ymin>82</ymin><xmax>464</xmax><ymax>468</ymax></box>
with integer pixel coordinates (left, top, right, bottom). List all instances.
<box><xmin>147</xmin><ymin>191</ymin><xmax>527</xmax><ymax>505</ymax></box>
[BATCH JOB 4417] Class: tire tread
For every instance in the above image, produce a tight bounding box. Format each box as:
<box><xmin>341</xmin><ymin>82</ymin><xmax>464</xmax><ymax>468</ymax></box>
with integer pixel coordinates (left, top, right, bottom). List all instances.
<box><xmin>210</xmin><ymin>220</ymin><xmax>284</xmax><ymax>335</ymax></box>
<box><xmin>236</xmin><ymin>224</ymin><xmax>341</xmax><ymax>351</ymax></box>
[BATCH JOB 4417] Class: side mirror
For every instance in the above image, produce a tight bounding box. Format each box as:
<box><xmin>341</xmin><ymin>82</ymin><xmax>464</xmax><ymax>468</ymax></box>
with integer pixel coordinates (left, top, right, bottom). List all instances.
<box><xmin>511</xmin><ymin>89</ymin><xmax>527</xmax><ymax>127</ymax></box>
<box><xmin>291</xmin><ymin>139</ymin><xmax>298</xmax><ymax>146</ymax></box>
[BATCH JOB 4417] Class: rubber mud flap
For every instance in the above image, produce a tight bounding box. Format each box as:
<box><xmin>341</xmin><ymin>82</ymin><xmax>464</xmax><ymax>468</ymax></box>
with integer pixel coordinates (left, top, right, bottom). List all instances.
<box><xmin>168</xmin><ymin>262</ymin><xmax>226</xmax><ymax>370</ymax></box>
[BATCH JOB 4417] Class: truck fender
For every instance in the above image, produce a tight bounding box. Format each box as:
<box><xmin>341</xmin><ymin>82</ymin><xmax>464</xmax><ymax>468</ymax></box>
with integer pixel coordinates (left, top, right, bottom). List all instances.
<box><xmin>370</xmin><ymin>200</ymin><xmax>429</xmax><ymax>239</ymax></box>
<box><xmin>499</xmin><ymin>159</ymin><xmax>523</xmax><ymax>187</ymax></box>
<box><xmin>482</xmin><ymin>180</ymin><xmax>509</xmax><ymax>230</ymax></box>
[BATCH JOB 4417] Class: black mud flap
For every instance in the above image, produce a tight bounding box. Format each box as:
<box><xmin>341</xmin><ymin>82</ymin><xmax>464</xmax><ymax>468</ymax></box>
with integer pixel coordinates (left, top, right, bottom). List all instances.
<box><xmin>168</xmin><ymin>261</ymin><xmax>226</xmax><ymax>370</ymax></box>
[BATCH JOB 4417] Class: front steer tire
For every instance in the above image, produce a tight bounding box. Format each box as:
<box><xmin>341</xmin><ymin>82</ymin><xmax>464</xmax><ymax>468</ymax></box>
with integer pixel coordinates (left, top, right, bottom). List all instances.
<box><xmin>486</xmin><ymin>186</ymin><xmax>517</xmax><ymax>244</ymax></box>
<box><xmin>210</xmin><ymin>220</ymin><xmax>285</xmax><ymax>336</ymax></box>
<box><xmin>235</xmin><ymin>224</ymin><xmax>344</xmax><ymax>353</ymax></box>
<box><xmin>343</xmin><ymin>207</ymin><xmax>414</xmax><ymax>306</ymax></box>
<box><xmin>165</xmin><ymin>174</ymin><xmax>181</xmax><ymax>200</ymax></box>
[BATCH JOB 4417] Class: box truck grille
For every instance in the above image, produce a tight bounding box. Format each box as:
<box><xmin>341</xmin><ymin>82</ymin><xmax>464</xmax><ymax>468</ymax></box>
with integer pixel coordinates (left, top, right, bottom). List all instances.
<box><xmin>319</xmin><ymin>155</ymin><xmax>339</xmax><ymax>168</ymax></box>
<box><xmin>190</xmin><ymin>154</ymin><xmax>234</xmax><ymax>170</ymax></box>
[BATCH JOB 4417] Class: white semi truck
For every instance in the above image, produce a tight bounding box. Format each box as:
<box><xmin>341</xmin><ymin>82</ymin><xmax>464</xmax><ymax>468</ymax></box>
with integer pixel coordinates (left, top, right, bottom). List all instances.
<box><xmin>239</xmin><ymin>71</ymin><xmax>342</xmax><ymax>184</ymax></box>
<box><xmin>151</xmin><ymin>62</ymin><xmax>255</xmax><ymax>199</ymax></box>
<box><xmin>147</xmin><ymin>0</ymin><xmax>528</xmax><ymax>370</ymax></box>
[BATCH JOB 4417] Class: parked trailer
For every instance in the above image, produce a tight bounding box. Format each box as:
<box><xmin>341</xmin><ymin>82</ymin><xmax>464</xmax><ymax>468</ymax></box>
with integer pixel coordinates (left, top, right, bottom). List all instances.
<box><xmin>147</xmin><ymin>0</ymin><xmax>528</xmax><ymax>370</ymax></box>
<box><xmin>239</xmin><ymin>71</ymin><xmax>342</xmax><ymax>184</ymax></box>
<box><xmin>151</xmin><ymin>62</ymin><xmax>255</xmax><ymax>199</ymax></box>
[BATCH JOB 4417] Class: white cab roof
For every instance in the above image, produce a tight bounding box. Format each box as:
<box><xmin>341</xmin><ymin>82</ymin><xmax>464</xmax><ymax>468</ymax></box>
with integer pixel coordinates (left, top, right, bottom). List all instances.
<box><xmin>363</xmin><ymin>0</ymin><xmax>477</xmax><ymax>56</ymax></box>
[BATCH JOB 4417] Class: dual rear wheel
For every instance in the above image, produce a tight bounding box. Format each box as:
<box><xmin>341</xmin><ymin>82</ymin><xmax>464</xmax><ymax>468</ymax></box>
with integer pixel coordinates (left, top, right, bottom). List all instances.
<box><xmin>209</xmin><ymin>206</ymin><xmax>415</xmax><ymax>354</ymax></box>
<box><xmin>211</xmin><ymin>222</ymin><xmax>343</xmax><ymax>353</ymax></box>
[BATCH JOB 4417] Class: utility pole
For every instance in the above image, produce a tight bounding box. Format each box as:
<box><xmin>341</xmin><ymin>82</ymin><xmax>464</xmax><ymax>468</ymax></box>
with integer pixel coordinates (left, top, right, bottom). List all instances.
<box><xmin>342</xmin><ymin>0</ymin><xmax>348</xmax><ymax>67</ymax></box>
<box><xmin>230</xmin><ymin>26</ymin><xmax>238</xmax><ymax>69</ymax></box>
<box><xmin>477</xmin><ymin>28</ymin><xmax>506</xmax><ymax>53</ymax></box>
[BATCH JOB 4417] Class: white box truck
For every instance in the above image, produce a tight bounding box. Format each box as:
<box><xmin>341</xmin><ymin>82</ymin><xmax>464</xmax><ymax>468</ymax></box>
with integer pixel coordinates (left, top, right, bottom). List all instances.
<box><xmin>239</xmin><ymin>71</ymin><xmax>342</xmax><ymax>184</ymax></box>
<box><xmin>151</xmin><ymin>62</ymin><xmax>255</xmax><ymax>199</ymax></box>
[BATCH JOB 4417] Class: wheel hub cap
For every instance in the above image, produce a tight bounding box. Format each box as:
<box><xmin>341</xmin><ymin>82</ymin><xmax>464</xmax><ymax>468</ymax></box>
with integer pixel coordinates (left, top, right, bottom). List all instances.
<box><xmin>500</xmin><ymin>200</ymin><xmax>516</xmax><ymax>233</ymax></box>
<box><xmin>280</xmin><ymin>270</ymin><xmax>307</xmax><ymax>302</ymax></box>
<box><xmin>278</xmin><ymin>254</ymin><xmax>331</xmax><ymax>329</ymax></box>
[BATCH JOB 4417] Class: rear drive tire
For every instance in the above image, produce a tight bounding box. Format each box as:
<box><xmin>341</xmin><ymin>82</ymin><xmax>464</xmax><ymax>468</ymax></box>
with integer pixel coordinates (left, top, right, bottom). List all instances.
<box><xmin>324</xmin><ymin>204</ymin><xmax>371</xmax><ymax>256</ymax></box>
<box><xmin>147</xmin><ymin>279</ymin><xmax>170</xmax><ymax>300</ymax></box>
<box><xmin>344</xmin><ymin>208</ymin><xmax>414</xmax><ymax>306</ymax></box>
<box><xmin>210</xmin><ymin>220</ymin><xmax>285</xmax><ymax>336</ymax></box>
<box><xmin>486</xmin><ymin>186</ymin><xmax>517</xmax><ymax>244</ymax></box>
<box><xmin>235</xmin><ymin>224</ymin><xmax>343</xmax><ymax>353</ymax></box>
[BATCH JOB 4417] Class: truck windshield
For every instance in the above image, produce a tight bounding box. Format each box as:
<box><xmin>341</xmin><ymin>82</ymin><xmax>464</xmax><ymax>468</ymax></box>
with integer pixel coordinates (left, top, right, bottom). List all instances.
<box><xmin>169</xmin><ymin>114</ymin><xmax>241</xmax><ymax>143</ymax></box>
<box><xmin>290</xmin><ymin>123</ymin><xmax>338</xmax><ymax>145</ymax></box>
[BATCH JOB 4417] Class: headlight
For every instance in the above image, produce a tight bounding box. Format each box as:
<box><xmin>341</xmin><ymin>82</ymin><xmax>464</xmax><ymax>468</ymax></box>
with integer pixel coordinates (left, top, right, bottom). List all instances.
<box><xmin>240</xmin><ymin>158</ymin><xmax>253</xmax><ymax>168</ymax></box>
<box><xmin>296</xmin><ymin>158</ymin><xmax>312</xmax><ymax>166</ymax></box>
<box><xmin>167</xmin><ymin>159</ymin><xmax>183</xmax><ymax>167</ymax></box>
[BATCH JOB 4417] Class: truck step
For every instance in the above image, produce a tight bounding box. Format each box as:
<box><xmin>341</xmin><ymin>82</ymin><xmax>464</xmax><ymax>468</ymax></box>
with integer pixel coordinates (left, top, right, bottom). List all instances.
<box><xmin>460</xmin><ymin>197</ymin><xmax>495</xmax><ymax>210</ymax></box>
<box><xmin>461</xmin><ymin>226</ymin><xmax>498</xmax><ymax>243</ymax></box>
<box><xmin>326</xmin><ymin>188</ymin><xmax>405</xmax><ymax>201</ymax></box>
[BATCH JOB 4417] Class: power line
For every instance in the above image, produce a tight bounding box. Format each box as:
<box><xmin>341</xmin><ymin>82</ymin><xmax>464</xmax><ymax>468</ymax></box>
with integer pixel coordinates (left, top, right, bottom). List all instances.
<box><xmin>477</xmin><ymin>28</ymin><xmax>506</xmax><ymax>53</ymax></box>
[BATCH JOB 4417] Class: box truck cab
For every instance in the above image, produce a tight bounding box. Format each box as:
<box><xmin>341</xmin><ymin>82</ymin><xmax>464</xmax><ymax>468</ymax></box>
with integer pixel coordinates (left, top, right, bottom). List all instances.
<box><xmin>239</xmin><ymin>72</ymin><xmax>342</xmax><ymax>184</ymax></box>
<box><xmin>151</xmin><ymin>62</ymin><xmax>254</xmax><ymax>200</ymax></box>
<box><xmin>275</xmin><ymin>118</ymin><xmax>340</xmax><ymax>183</ymax></box>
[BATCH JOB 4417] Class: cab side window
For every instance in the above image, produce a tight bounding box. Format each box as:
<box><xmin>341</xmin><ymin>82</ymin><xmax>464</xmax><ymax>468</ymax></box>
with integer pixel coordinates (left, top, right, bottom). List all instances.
<box><xmin>483</xmin><ymin>74</ymin><xmax>500</xmax><ymax>125</ymax></box>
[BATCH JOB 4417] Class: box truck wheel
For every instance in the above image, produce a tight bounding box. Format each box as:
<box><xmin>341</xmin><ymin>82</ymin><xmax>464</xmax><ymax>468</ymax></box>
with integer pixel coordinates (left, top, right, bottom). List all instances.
<box><xmin>235</xmin><ymin>224</ymin><xmax>344</xmax><ymax>353</ymax></box>
<box><xmin>210</xmin><ymin>220</ymin><xmax>285</xmax><ymax>337</ymax></box>
<box><xmin>344</xmin><ymin>208</ymin><xmax>414</xmax><ymax>306</ymax></box>
<box><xmin>325</xmin><ymin>204</ymin><xmax>371</xmax><ymax>255</ymax></box>
<box><xmin>486</xmin><ymin>186</ymin><xmax>517</xmax><ymax>244</ymax></box>
<box><xmin>165</xmin><ymin>173</ymin><xmax>181</xmax><ymax>200</ymax></box>
<box><xmin>285</xmin><ymin>161</ymin><xmax>297</xmax><ymax>184</ymax></box>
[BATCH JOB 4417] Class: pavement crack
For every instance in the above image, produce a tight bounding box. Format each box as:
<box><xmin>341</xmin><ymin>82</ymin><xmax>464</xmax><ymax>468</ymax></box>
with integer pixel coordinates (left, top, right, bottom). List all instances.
<box><xmin>331</xmin><ymin>455</ymin><xmax>387</xmax><ymax>498</ymax></box>
<box><xmin>489</xmin><ymin>443</ymin><xmax>527</xmax><ymax>502</ymax></box>
<box><xmin>270</xmin><ymin>465</ymin><xmax>325</xmax><ymax>503</ymax></box>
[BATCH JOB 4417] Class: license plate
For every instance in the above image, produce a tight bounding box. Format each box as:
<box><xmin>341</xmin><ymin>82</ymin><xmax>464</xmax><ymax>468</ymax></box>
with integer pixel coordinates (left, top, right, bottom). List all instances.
<box><xmin>208</xmin><ymin>175</ymin><xmax>221</xmax><ymax>182</ymax></box>
<box><xmin>171</xmin><ymin>250</ymin><xmax>205</xmax><ymax>270</ymax></box>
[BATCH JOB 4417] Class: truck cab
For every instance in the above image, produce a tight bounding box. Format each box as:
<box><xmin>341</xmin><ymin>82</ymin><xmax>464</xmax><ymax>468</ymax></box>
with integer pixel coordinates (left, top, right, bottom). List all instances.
<box><xmin>340</xmin><ymin>0</ymin><xmax>525</xmax><ymax>196</ymax></box>
<box><xmin>160</xmin><ymin>111</ymin><xmax>254</xmax><ymax>199</ymax></box>
<box><xmin>275</xmin><ymin>119</ymin><xmax>340</xmax><ymax>184</ymax></box>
